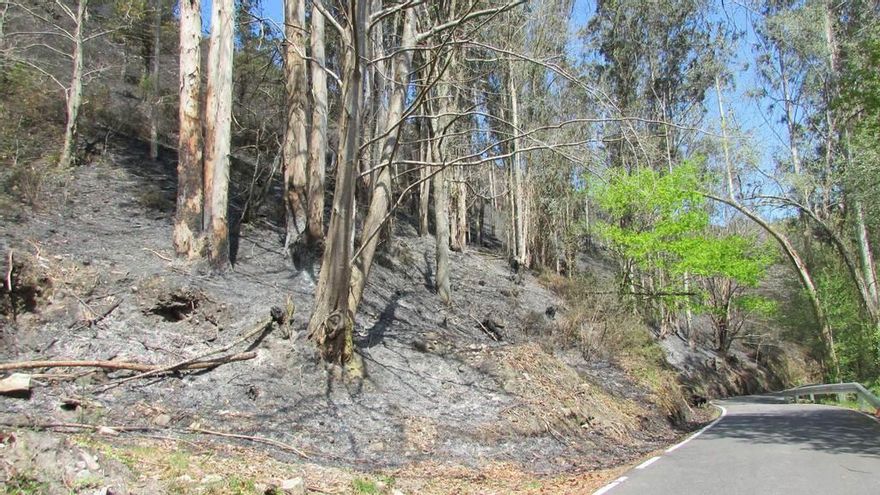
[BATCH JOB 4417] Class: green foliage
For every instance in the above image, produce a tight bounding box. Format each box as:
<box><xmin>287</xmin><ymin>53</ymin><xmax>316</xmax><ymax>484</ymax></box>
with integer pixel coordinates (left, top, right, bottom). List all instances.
<box><xmin>2</xmin><ymin>472</ymin><xmax>48</xmax><ymax>495</ymax></box>
<box><xmin>735</xmin><ymin>294</ymin><xmax>777</xmax><ymax>317</ymax></box>
<box><xmin>0</xmin><ymin>63</ymin><xmax>66</xmax><ymax>209</ymax></box>
<box><xmin>817</xmin><ymin>264</ymin><xmax>880</xmax><ymax>382</ymax></box>
<box><xmin>594</xmin><ymin>161</ymin><xmax>707</xmax><ymax>268</ymax></box>
<box><xmin>593</xmin><ymin>161</ymin><xmax>772</xmax><ymax>288</ymax></box>
<box><xmin>592</xmin><ymin>161</ymin><xmax>775</xmax><ymax>350</ymax></box>
<box><xmin>838</xmin><ymin>21</ymin><xmax>880</xmax><ymax>229</ymax></box>
<box><xmin>351</xmin><ymin>478</ymin><xmax>380</xmax><ymax>494</ymax></box>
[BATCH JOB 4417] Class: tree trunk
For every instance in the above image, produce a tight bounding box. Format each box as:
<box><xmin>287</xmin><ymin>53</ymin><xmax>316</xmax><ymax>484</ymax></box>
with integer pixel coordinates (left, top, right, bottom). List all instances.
<box><xmin>348</xmin><ymin>7</ymin><xmax>416</xmax><ymax>315</ymax></box>
<box><xmin>148</xmin><ymin>0</ymin><xmax>161</xmax><ymax>161</ymax></box>
<box><xmin>172</xmin><ymin>0</ymin><xmax>204</xmax><ymax>258</ymax></box>
<box><xmin>432</xmin><ymin>60</ymin><xmax>456</xmax><ymax>304</ymax></box>
<box><xmin>434</xmin><ymin>163</ymin><xmax>451</xmax><ymax>305</ymax></box>
<box><xmin>714</xmin><ymin>78</ymin><xmax>839</xmax><ymax>377</ymax></box>
<box><xmin>508</xmin><ymin>61</ymin><xmax>527</xmax><ymax>267</ymax></box>
<box><xmin>282</xmin><ymin>0</ymin><xmax>309</xmax><ymax>252</ymax></box>
<box><xmin>855</xmin><ymin>201</ymin><xmax>879</xmax><ymax>310</ymax></box>
<box><xmin>203</xmin><ymin>0</ymin><xmax>234</xmax><ymax>267</ymax></box>
<box><xmin>307</xmin><ymin>6</ymin><xmax>328</xmax><ymax>244</ymax></box>
<box><xmin>59</xmin><ymin>0</ymin><xmax>87</xmax><ymax>169</ymax></box>
<box><xmin>308</xmin><ymin>0</ymin><xmax>366</xmax><ymax>366</ymax></box>
<box><xmin>418</xmin><ymin>109</ymin><xmax>431</xmax><ymax>236</ymax></box>
<box><xmin>453</xmin><ymin>167</ymin><xmax>467</xmax><ymax>251</ymax></box>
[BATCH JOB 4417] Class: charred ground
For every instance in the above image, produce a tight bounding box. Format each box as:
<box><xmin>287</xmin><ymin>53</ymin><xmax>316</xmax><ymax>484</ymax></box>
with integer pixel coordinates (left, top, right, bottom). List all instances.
<box><xmin>0</xmin><ymin>137</ymin><xmax>724</xmax><ymax>493</ymax></box>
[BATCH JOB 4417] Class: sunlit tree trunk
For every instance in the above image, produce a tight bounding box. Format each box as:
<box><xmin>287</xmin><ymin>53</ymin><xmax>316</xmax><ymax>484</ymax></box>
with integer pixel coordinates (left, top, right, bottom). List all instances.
<box><xmin>282</xmin><ymin>0</ymin><xmax>309</xmax><ymax>252</ymax></box>
<box><xmin>172</xmin><ymin>0</ymin><xmax>204</xmax><ymax>258</ymax></box>
<box><xmin>308</xmin><ymin>0</ymin><xmax>367</xmax><ymax>365</ymax></box>
<box><xmin>348</xmin><ymin>7</ymin><xmax>416</xmax><ymax>314</ymax></box>
<box><xmin>433</xmin><ymin>163</ymin><xmax>451</xmax><ymax>304</ymax></box>
<box><xmin>508</xmin><ymin>61</ymin><xmax>527</xmax><ymax>267</ymax></box>
<box><xmin>203</xmin><ymin>0</ymin><xmax>234</xmax><ymax>267</ymax></box>
<box><xmin>714</xmin><ymin>76</ymin><xmax>839</xmax><ymax>377</ymax></box>
<box><xmin>452</xmin><ymin>166</ymin><xmax>468</xmax><ymax>251</ymax></box>
<box><xmin>58</xmin><ymin>0</ymin><xmax>86</xmax><ymax>169</ymax></box>
<box><xmin>418</xmin><ymin>106</ymin><xmax>431</xmax><ymax>236</ymax></box>
<box><xmin>307</xmin><ymin>5</ymin><xmax>327</xmax><ymax>245</ymax></box>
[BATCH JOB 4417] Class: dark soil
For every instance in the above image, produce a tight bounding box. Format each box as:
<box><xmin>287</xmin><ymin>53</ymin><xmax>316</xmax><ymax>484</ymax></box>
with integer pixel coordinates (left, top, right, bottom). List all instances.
<box><xmin>0</xmin><ymin>140</ymin><xmax>685</xmax><ymax>482</ymax></box>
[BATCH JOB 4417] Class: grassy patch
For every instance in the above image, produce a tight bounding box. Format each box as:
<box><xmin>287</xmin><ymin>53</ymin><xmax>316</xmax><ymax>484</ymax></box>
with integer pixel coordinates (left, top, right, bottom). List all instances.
<box><xmin>2</xmin><ymin>473</ymin><xmax>49</xmax><ymax>495</ymax></box>
<box><xmin>351</xmin><ymin>477</ymin><xmax>380</xmax><ymax>494</ymax></box>
<box><xmin>538</xmin><ymin>271</ymin><xmax>690</xmax><ymax>423</ymax></box>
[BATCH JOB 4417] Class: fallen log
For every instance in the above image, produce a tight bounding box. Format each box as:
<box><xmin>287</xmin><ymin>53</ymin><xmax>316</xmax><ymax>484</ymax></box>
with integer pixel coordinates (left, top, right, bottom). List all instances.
<box><xmin>0</xmin><ymin>352</ymin><xmax>256</xmax><ymax>373</ymax></box>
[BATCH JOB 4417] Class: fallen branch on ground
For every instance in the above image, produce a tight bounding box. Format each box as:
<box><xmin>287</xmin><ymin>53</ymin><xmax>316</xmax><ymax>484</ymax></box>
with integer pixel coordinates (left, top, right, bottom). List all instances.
<box><xmin>0</xmin><ymin>420</ymin><xmax>310</xmax><ymax>459</ymax></box>
<box><xmin>0</xmin><ymin>352</ymin><xmax>256</xmax><ymax>373</ymax></box>
<box><xmin>189</xmin><ymin>426</ymin><xmax>310</xmax><ymax>459</ymax></box>
<box><xmin>0</xmin><ymin>421</ymin><xmax>157</xmax><ymax>433</ymax></box>
<box><xmin>469</xmin><ymin>313</ymin><xmax>501</xmax><ymax>341</ymax></box>
<box><xmin>70</xmin><ymin>298</ymin><xmax>123</xmax><ymax>331</ymax></box>
<box><xmin>94</xmin><ymin>308</ymin><xmax>283</xmax><ymax>393</ymax></box>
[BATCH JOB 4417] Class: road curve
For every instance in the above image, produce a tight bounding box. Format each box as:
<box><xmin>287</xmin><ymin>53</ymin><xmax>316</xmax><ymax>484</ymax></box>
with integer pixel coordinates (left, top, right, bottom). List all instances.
<box><xmin>599</xmin><ymin>395</ymin><xmax>880</xmax><ymax>495</ymax></box>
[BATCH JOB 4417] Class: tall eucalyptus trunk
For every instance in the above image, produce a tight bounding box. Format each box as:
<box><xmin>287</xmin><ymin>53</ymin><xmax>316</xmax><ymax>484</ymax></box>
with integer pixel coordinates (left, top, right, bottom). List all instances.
<box><xmin>172</xmin><ymin>0</ymin><xmax>204</xmax><ymax>258</ymax></box>
<box><xmin>282</xmin><ymin>0</ymin><xmax>309</xmax><ymax>252</ymax></box>
<box><xmin>307</xmin><ymin>6</ymin><xmax>328</xmax><ymax>244</ymax></box>
<box><xmin>203</xmin><ymin>0</ymin><xmax>234</xmax><ymax>267</ymax></box>
<box><xmin>308</xmin><ymin>0</ymin><xmax>367</xmax><ymax>366</ymax></box>
<box><xmin>58</xmin><ymin>0</ymin><xmax>87</xmax><ymax>169</ymax></box>
<box><xmin>349</xmin><ymin>7</ymin><xmax>416</xmax><ymax>314</ymax></box>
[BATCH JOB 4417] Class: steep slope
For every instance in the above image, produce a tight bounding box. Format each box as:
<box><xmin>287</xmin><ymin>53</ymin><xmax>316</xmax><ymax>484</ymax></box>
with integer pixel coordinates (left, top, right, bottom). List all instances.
<box><xmin>0</xmin><ymin>139</ymin><xmax>695</xmax><ymax>493</ymax></box>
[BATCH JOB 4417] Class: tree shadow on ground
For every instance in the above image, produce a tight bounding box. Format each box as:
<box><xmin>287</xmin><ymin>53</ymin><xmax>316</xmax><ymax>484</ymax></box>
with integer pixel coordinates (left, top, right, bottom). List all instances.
<box><xmin>358</xmin><ymin>294</ymin><xmax>401</xmax><ymax>348</ymax></box>
<box><xmin>709</xmin><ymin>397</ymin><xmax>880</xmax><ymax>458</ymax></box>
<box><xmin>100</xmin><ymin>133</ymin><xmax>283</xmax><ymax>266</ymax></box>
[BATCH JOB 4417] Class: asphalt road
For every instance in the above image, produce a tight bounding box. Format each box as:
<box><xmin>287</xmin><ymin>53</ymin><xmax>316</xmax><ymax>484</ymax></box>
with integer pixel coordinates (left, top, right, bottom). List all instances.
<box><xmin>599</xmin><ymin>396</ymin><xmax>880</xmax><ymax>495</ymax></box>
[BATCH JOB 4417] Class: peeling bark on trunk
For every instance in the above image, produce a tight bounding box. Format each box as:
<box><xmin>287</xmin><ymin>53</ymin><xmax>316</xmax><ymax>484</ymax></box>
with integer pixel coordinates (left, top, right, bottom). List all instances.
<box><xmin>172</xmin><ymin>0</ymin><xmax>204</xmax><ymax>258</ymax></box>
<box><xmin>203</xmin><ymin>0</ymin><xmax>234</xmax><ymax>267</ymax></box>
<box><xmin>59</xmin><ymin>0</ymin><xmax>87</xmax><ymax>169</ymax></box>
<box><xmin>282</xmin><ymin>0</ymin><xmax>309</xmax><ymax>252</ymax></box>
<box><xmin>307</xmin><ymin>6</ymin><xmax>328</xmax><ymax>245</ymax></box>
<box><xmin>308</xmin><ymin>0</ymin><xmax>366</xmax><ymax>366</ymax></box>
<box><xmin>348</xmin><ymin>7</ymin><xmax>416</xmax><ymax>315</ymax></box>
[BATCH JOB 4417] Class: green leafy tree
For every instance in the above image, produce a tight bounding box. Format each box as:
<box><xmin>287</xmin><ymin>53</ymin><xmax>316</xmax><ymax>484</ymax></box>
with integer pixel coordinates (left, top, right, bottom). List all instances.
<box><xmin>594</xmin><ymin>161</ymin><xmax>775</xmax><ymax>352</ymax></box>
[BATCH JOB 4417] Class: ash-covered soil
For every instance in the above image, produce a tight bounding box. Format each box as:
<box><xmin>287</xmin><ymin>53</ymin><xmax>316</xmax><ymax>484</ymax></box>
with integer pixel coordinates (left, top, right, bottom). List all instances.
<box><xmin>0</xmin><ymin>142</ymin><xmax>685</xmax><ymax>481</ymax></box>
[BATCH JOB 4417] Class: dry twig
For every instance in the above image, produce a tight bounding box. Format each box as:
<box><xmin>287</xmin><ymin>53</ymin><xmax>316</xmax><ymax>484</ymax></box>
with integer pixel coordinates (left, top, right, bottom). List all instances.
<box><xmin>94</xmin><ymin>312</ymin><xmax>278</xmax><ymax>393</ymax></box>
<box><xmin>189</xmin><ymin>426</ymin><xmax>310</xmax><ymax>459</ymax></box>
<box><xmin>0</xmin><ymin>352</ymin><xmax>256</xmax><ymax>373</ymax></box>
<box><xmin>143</xmin><ymin>248</ymin><xmax>173</xmax><ymax>262</ymax></box>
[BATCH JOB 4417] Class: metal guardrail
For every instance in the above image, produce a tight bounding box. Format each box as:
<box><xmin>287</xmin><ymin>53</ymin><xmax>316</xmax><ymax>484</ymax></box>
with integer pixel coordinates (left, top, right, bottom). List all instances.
<box><xmin>780</xmin><ymin>382</ymin><xmax>880</xmax><ymax>413</ymax></box>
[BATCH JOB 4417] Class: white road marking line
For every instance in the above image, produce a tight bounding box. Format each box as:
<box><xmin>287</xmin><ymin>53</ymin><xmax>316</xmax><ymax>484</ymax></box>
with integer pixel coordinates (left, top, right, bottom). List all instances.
<box><xmin>665</xmin><ymin>404</ymin><xmax>728</xmax><ymax>453</ymax></box>
<box><xmin>593</xmin><ymin>476</ymin><xmax>628</xmax><ymax>495</ymax></box>
<box><xmin>590</xmin><ymin>404</ymin><xmax>728</xmax><ymax>495</ymax></box>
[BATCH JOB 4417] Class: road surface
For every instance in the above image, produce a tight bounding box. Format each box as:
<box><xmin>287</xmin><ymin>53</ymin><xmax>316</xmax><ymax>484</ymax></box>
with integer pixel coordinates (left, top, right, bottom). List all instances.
<box><xmin>598</xmin><ymin>395</ymin><xmax>880</xmax><ymax>494</ymax></box>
